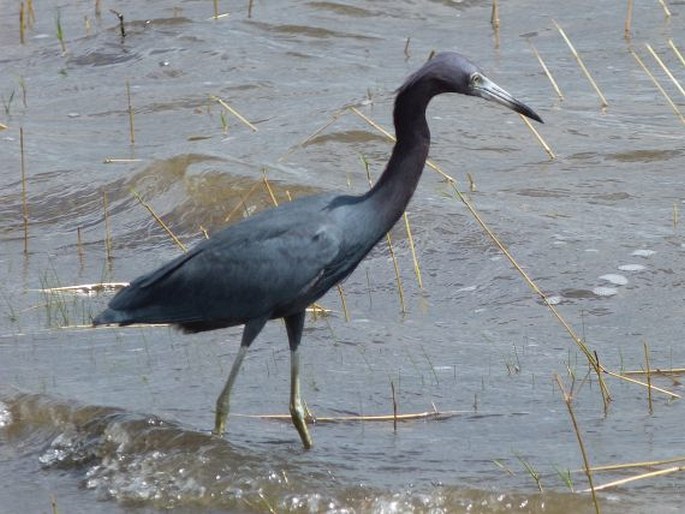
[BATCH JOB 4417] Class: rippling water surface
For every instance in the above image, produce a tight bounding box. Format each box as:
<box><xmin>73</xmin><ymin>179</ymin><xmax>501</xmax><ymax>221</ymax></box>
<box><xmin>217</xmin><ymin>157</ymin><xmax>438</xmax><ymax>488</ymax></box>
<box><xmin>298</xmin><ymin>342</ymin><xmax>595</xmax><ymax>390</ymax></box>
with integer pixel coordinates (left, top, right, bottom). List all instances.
<box><xmin>1</xmin><ymin>1</ymin><xmax>684</xmax><ymax>512</ymax></box>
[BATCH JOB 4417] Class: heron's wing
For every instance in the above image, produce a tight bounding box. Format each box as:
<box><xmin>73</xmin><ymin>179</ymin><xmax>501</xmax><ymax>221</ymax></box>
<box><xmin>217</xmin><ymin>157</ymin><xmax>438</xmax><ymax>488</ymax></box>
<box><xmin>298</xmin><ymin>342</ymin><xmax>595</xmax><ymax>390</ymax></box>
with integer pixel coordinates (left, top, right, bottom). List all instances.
<box><xmin>104</xmin><ymin>215</ymin><xmax>343</xmax><ymax>325</ymax></box>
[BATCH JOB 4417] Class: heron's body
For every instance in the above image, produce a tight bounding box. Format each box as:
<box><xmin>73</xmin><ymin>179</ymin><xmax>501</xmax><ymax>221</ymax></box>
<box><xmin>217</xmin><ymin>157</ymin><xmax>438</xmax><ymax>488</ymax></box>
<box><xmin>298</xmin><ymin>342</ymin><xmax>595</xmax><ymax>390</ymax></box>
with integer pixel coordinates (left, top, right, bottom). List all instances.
<box><xmin>99</xmin><ymin>191</ymin><xmax>384</xmax><ymax>331</ymax></box>
<box><xmin>94</xmin><ymin>52</ymin><xmax>542</xmax><ymax>448</ymax></box>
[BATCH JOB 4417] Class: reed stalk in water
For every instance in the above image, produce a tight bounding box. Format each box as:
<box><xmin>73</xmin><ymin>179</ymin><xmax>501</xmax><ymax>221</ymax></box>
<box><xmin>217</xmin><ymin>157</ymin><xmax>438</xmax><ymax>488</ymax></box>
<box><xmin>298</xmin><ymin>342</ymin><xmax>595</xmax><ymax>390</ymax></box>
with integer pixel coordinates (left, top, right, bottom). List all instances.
<box><xmin>20</xmin><ymin>128</ymin><xmax>28</xmax><ymax>254</ymax></box>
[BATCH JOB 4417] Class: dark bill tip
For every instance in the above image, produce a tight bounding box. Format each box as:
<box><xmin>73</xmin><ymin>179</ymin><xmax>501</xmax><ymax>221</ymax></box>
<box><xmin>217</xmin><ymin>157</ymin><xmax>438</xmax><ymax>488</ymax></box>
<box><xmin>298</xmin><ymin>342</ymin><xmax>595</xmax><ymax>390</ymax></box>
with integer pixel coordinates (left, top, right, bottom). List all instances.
<box><xmin>514</xmin><ymin>101</ymin><xmax>543</xmax><ymax>124</ymax></box>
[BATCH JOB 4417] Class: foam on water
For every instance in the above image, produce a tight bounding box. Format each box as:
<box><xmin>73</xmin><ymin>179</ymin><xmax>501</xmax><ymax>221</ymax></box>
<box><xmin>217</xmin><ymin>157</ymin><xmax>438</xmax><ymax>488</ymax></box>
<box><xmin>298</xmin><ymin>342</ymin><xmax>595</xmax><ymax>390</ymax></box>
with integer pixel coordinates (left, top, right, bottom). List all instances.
<box><xmin>593</xmin><ymin>287</ymin><xmax>618</xmax><ymax>297</ymax></box>
<box><xmin>631</xmin><ymin>249</ymin><xmax>656</xmax><ymax>257</ymax></box>
<box><xmin>598</xmin><ymin>274</ymin><xmax>628</xmax><ymax>286</ymax></box>
<box><xmin>617</xmin><ymin>264</ymin><xmax>646</xmax><ymax>272</ymax></box>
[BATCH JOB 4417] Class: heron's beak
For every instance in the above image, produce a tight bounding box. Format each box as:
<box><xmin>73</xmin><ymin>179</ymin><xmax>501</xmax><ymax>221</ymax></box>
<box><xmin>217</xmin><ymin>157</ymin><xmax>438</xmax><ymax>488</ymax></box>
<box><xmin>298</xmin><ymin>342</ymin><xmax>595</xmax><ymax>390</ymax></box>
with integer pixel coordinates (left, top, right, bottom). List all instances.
<box><xmin>474</xmin><ymin>75</ymin><xmax>543</xmax><ymax>123</ymax></box>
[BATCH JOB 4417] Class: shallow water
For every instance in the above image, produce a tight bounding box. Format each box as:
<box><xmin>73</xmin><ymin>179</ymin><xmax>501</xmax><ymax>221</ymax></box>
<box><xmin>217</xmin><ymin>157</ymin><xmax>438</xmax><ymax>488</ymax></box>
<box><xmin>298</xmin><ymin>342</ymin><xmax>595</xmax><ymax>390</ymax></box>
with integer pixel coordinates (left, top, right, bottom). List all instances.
<box><xmin>1</xmin><ymin>1</ymin><xmax>684</xmax><ymax>512</ymax></box>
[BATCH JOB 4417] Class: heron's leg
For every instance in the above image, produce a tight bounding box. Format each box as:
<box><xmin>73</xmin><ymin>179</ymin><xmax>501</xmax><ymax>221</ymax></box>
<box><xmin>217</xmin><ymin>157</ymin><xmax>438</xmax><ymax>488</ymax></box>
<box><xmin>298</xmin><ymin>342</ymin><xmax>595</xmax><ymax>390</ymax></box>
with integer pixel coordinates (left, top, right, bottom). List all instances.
<box><xmin>284</xmin><ymin>311</ymin><xmax>313</xmax><ymax>449</ymax></box>
<box><xmin>213</xmin><ymin>317</ymin><xmax>267</xmax><ymax>437</ymax></box>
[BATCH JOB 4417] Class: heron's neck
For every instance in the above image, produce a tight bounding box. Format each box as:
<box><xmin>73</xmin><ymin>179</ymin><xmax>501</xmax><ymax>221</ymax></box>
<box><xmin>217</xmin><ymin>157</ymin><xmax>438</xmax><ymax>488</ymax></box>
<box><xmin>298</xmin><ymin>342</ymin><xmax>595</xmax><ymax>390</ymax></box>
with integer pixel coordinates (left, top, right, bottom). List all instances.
<box><xmin>364</xmin><ymin>89</ymin><xmax>432</xmax><ymax>232</ymax></box>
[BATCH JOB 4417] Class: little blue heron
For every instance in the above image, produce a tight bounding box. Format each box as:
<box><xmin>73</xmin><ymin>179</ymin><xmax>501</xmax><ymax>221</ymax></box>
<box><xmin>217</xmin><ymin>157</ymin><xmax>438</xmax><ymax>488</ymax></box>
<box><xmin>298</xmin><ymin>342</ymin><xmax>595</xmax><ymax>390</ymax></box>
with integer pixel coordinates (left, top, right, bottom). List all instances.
<box><xmin>93</xmin><ymin>52</ymin><xmax>542</xmax><ymax>448</ymax></box>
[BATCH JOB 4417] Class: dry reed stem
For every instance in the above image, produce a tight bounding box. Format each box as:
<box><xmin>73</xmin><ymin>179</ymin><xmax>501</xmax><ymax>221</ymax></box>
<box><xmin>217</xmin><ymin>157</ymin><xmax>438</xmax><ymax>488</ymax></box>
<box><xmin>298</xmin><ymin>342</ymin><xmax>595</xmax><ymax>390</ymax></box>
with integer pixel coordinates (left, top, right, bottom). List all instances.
<box><xmin>669</xmin><ymin>39</ymin><xmax>685</xmax><ymax>67</ymax></box>
<box><xmin>490</xmin><ymin>0</ymin><xmax>500</xmax><ymax>49</ymax></box>
<box><xmin>404</xmin><ymin>37</ymin><xmax>411</xmax><ymax>59</ymax></box>
<box><xmin>403</xmin><ymin>213</ymin><xmax>423</xmax><ymax>289</ymax></box>
<box><xmin>674</xmin><ymin>202</ymin><xmax>679</xmax><ymax>229</ymax></box>
<box><xmin>622</xmin><ymin>367</ymin><xmax>685</xmax><ymax>376</ymax></box>
<box><xmin>552</xmin><ymin>19</ymin><xmax>608</xmax><ymax>108</ymax></box>
<box><xmin>624</xmin><ymin>0</ymin><xmax>633</xmax><ymax>40</ymax></box>
<box><xmin>336</xmin><ymin>284</ymin><xmax>350</xmax><ymax>321</ymax></box>
<box><xmin>131</xmin><ymin>189</ymin><xmax>188</xmax><ymax>252</ymax></box>
<box><xmin>20</xmin><ymin>127</ymin><xmax>28</xmax><ymax>255</ymax></box>
<box><xmin>248</xmin><ymin>0</ymin><xmax>254</xmax><ymax>18</ymax></box>
<box><xmin>262</xmin><ymin>173</ymin><xmax>278</xmax><ymax>206</ymax></box>
<box><xmin>630</xmin><ymin>49</ymin><xmax>685</xmax><ymax>124</ymax></box>
<box><xmin>519</xmin><ymin>113</ymin><xmax>555</xmax><ymax>159</ymax></box>
<box><xmin>530</xmin><ymin>43</ymin><xmax>564</xmax><ymax>100</ymax></box>
<box><xmin>234</xmin><ymin>407</ymin><xmax>464</xmax><ymax>423</ymax></box>
<box><xmin>351</xmin><ymin>105</ymin><xmax>682</xmax><ymax>402</ymax></box>
<box><xmin>103</xmin><ymin>158</ymin><xmax>142</xmax><ymax>163</ymax></box>
<box><xmin>579</xmin><ymin>466</ymin><xmax>684</xmax><ymax>493</ymax></box>
<box><xmin>492</xmin><ymin>29</ymin><xmax>500</xmax><ymax>51</ymax></box>
<box><xmin>212</xmin><ymin>96</ymin><xmax>258</xmax><ymax>132</ymax></box>
<box><xmin>27</xmin><ymin>0</ymin><xmax>35</xmax><ymax>26</ymax></box>
<box><xmin>386</xmin><ymin>232</ymin><xmax>407</xmax><ymax>313</ymax></box>
<box><xmin>209</xmin><ymin>0</ymin><xmax>230</xmax><ymax>20</ymax></box>
<box><xmin>95</xmin><ymin>0</ymin><xmax>101</xmax><ymax>18</ymax></box>
<box><xmin>602</xmin><ymin>367</ymin><xmax>677</xmax><ymax>398</ymax></box>
<box><xmin>20</xmin><ymin>2</ymin><xmax>26</xmax><ymax>44</ymax></box>
<box><xmin>308</xmin><ymin>303</ymin><xmax>331</xmax><ymax>317</ymax></box>
<box><xmin>126</xmin><ymin>80</ymin><xmax>135</xmax><ymax>144</ymax></box>
<box><xmin>490</xmin><ymin>0</ymin><xmax>500</xmax><ymax>29</ymax></box>
<box><xmin>657</xmin><ymin>0</ymin><xmax>672</xmax><ymax>17</ymax></box>
<box><xmin>645</xmin><ymin>43</ymin><xmax>685</xmax><ymax>98</ymax></box>
<box><xmin>40</xmin><ymin>283</ymin><xmax>129</xmax><ymax>295</ymax></box>
<box><xmin>644</xmin><ymin>341</ymin><xmax>653</xmax><ymax>414</ymax></box>
<box><xmin>555</xmin><ymin>374</ymin><xmax>601</xmax><ymax>514</ymax></box>
<box><xmin>575</xmin><ymin>455</ymin><xmax>685</xmax><ymax>474</ymax></box>
<box><xmin>26</xmin><ymin>0</ymin><xmax>36</xmax><ymax>28</ymax></box>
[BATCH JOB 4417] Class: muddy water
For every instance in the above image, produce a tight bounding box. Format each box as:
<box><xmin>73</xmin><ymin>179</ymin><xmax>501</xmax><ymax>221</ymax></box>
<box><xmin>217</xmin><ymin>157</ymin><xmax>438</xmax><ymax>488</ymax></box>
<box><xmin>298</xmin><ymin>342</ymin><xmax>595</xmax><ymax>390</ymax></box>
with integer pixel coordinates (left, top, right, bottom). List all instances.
<box><xmin>1</xmin><ymin>1</ymin><xmax>684</xmax><ymax>512</ymax></box>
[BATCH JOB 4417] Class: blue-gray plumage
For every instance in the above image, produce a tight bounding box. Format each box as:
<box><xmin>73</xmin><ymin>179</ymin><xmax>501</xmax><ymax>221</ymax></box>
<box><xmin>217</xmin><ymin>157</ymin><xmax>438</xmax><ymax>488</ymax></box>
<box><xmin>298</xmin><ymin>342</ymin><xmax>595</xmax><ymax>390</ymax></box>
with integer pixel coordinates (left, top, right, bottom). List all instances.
<box><xmin>93</xmin><ymin>52</ymin><xmax>542</xmax><ymax>448</ymax></box>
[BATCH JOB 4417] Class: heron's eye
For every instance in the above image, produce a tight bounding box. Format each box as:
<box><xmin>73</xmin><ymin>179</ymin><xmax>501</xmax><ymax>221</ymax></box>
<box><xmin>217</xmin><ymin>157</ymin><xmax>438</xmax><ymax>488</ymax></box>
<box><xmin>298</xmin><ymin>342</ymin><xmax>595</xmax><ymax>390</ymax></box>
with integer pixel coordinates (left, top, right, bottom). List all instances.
<box><xmin>471</xmin><ymin>73</ymin><xmax>482</xmax><ymax>87</ymax></box>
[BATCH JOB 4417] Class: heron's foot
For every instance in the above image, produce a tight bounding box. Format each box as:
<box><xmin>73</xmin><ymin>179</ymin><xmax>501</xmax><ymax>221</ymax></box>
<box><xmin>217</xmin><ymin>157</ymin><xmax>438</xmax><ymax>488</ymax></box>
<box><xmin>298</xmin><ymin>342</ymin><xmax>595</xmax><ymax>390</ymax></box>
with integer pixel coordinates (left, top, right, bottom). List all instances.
<box><xmin>303</xmin><ymin>401</ymin><xmax>316</xmax><ymax>424</ymax></box>
<box><xmin>290</xmin><ymin>401</ymin><xmax>314</xmax><ymax>449</ymax></box>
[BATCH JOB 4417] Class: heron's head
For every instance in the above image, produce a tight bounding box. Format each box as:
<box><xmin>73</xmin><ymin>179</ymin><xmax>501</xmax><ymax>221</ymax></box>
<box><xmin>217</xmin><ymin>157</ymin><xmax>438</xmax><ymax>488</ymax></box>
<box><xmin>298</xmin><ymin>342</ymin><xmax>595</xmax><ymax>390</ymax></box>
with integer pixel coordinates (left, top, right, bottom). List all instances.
<box><xmin>403</xmin><ymin>52</ymin><xmax>543</xmax><ymax>123</ymax></box>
